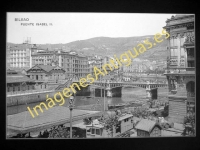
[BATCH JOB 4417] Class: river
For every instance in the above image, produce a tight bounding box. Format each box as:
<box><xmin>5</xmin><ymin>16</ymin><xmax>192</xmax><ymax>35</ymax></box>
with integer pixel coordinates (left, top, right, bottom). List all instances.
<box><xmin>7</xmin><ymin>87</ymin><xmax>167</xmax><ymax>115</ymax></box>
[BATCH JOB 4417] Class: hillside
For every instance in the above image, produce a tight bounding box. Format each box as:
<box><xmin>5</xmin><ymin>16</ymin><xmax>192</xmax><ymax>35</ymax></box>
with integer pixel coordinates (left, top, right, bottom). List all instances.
<box><xmin>65</xmin><ymin>35</ymin><xmax>168</xmax><ymax>61</ymax></box>
<box><xmin>7</xmin><ymin>35</ymin><xmax>168</xmax><ymax>61</ymax></box>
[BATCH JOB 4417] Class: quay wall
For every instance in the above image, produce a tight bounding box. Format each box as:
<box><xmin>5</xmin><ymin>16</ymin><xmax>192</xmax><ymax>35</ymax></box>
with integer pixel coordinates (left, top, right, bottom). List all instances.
<box><xmin>6</xmin><ymin>91</ymin><xmax>58</xmax><ymax>106</ymax></box>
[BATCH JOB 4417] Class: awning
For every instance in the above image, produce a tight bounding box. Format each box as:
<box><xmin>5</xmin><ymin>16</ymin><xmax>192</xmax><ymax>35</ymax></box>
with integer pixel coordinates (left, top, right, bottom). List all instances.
<box><xmin>7</xmin><ymin>106</ymin><xmax>102</xmax><ymax>134</ymax></box>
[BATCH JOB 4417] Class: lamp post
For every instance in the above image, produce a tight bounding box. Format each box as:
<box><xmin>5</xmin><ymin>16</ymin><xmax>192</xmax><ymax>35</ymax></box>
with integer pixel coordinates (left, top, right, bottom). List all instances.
<box><xmin>69</xmin><ymin>95</ymin><xmax>75</xmax><ymax>138</ymax></box>
<box><xmin>100</xmin><ymin>78</ymin><xmax>106</xmax><ymax>112</ymax></box>
<box><xmin>104</xmin><ymin>81</ymin><xmax>106</xmax><ymax>112</ymax></box>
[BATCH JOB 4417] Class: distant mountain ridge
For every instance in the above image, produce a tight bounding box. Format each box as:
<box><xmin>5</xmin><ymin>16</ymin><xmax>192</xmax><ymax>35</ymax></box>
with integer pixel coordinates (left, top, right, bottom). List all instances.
<box><xmin>7</xmin><ymin>35</ymin><xmax>168</xmax><ymax>61</ymax></box>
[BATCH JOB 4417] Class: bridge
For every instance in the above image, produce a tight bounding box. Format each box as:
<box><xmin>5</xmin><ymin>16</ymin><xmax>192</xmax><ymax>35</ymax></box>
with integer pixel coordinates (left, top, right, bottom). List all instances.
<box><xmin>90</xmin><ymin>81</ymin><xmax>167</xmax><ymax>89</ymax></box>
<box><xmin>70</xmin><ymin>80</ymin><xmax>168</xmax><ymax>98</ymax></box>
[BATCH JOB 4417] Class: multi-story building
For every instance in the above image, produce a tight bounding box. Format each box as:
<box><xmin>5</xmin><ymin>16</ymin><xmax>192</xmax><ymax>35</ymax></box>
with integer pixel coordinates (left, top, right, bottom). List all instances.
<box><xmin>6</xmin><ymin>69</ymin><xmax>35</xmax><ymax>93</ymax></box>
<box><xmin>31</xmin><ymin>46</ymin><xmax>89</xmax><ymax>79</ymax></box>
<box><xmin>122</xmin><ymin>60</ymin><xmax>151</xmax><ymax>81</ymax></box>
<box><xmin>62</xmin><ymin>51</ymin><xmax>89</xmax><ymax>79</ymax></box>
<box><xmin>7</xmin><ymin>44</ymin><xmax>32</xmax><ymax>69</ymax></box>
<box><xmin>88</xmin><ymin>55</ymin><xmax>103</xmax><ymax>80</ymax></box>
<box><xmin>163</xmin><ymin>14</ymin><xmax>195</xmax><ymax>123</ymax></box>
<box><xmin>31</xmin><ymin>45</ymin><xmax>60</xmax><ymax>67</ymax></box>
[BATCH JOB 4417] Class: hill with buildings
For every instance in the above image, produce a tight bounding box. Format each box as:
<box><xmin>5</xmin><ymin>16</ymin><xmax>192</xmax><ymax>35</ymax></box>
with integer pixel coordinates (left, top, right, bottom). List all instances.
<box><xmin>7</xmin><ymin>35</ymin><xmax>168</xmax><ymax>62</ymax></box>
<box><xmin>65</xmin><ymin>36</ymin><xmax>168</xmax><ymax>60</ymax></box>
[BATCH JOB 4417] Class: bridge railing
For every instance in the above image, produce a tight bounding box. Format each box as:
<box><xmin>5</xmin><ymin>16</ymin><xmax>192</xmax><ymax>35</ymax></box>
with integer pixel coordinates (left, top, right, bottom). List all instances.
<box><xmin>74</xmin><ymin>80</ymin><xmax>167</xmax><ymax>85</ymax></box>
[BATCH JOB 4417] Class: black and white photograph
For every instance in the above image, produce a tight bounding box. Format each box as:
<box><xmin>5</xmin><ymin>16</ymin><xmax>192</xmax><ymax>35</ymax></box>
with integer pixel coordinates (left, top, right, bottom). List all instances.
<box><xmin>6</xmin><ymin>13</ymin><xmax>195</xmax><ymax>139</ymax></box>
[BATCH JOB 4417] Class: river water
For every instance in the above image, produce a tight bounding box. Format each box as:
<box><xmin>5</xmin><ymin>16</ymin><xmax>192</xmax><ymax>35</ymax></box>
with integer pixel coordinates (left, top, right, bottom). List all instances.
<box><xmin>7</xmin><ymin>87</ymin><xmax>151</xmax><ymax>115</ymax></box>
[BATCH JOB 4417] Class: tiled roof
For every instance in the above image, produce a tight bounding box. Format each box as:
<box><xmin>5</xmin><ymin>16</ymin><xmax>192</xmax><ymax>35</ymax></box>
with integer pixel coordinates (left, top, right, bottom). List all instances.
<box><xmin>132</xmin><ymin>117</ymin><xmax>141</xmax><ymax>121</ymax></box>
<box><xmin>135</xmin><ymin>119</ymin><xmax>160</xmax><ymax>132</ymax></box>
<box><xmin>37</xmin><ymin>65</ymin><xmax>56</xmax><ymax>72</ymax></box>
<box><xmin>7</xmin><ymin>75</ymin><xmax>35</xmax><ymax>83</ymax></box>
<box><xmin>7</xmin><ymin>69</ymin><xmax>17</xmax><ymax>74</ymax></box>
<box><xmin>118</xmin><ymin>114</ymin><xmax>133</xmax><ymax>121</ymax></box>
<box><xmin>27</xmin><ymin>65</ymin><xmax>65</xmax><ymax>73</ymax></box>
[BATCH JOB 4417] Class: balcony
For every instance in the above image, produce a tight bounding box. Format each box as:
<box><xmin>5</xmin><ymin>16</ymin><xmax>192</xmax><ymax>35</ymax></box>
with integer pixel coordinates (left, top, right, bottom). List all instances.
<box><xmin>187</xmin><ymin>55</ymin><xmax>194</xmax><ymax>61</ymax></box>
<box><xmin>164</xmin><ymin>67</ymin><xmax>195</xmax><ymax>75</ymax></box>
<box><xmin>169</xmin><ymin>56</ymin><xmax>178</xmax><ymax>66</ymax></box>
<box><xmin>171</xmin><ymin>90</ymin><xmax>177</xmax><ymax>94</ymax></box>
<box><xmin>187</xmin><ymin>92</ymin><xmax>195</xmax><ymax>97</ymax></box>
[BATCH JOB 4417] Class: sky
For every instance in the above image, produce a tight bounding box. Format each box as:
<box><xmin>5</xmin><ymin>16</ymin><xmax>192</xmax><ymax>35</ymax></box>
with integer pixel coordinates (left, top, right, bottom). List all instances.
<box><xmin>7</xmin><ymin>13</ymin><xmax>176</xmax><ymax>44</ymax></box>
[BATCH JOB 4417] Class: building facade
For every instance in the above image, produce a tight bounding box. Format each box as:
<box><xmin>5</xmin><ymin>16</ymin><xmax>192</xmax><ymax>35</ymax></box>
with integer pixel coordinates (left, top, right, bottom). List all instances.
<box><xmin>135</xmin><ymin>119</ymin><xmax>162</xmax><ymax>137</ymax></box>
<box><xmin>26</xmin><ymin>64</ymin><xmax>66</xmax><ymax>82</ymax></box>
<box><xmin>31</xmin><ymin>46</ymin><xmax>90</xmax><ymax>79</ymax></box>
<box><xmin>88</xmin><ymin>55</ymin><xmax>103</xmax><ymax>78</ymax></box>
<box><xmin>86</xmin><ymin>114</ymin><xmax>134</xmax><ymax>138</ymax></box>
<box><xmin>7</xmin><ymin>44</ymin><xmax>32</xmax><ymax>69</ymax></box>
<box><xmin>163</xmin><ymin>14</ymin><xmax>195</xmax><ymax>123</ymax></box>
<box><xmin>7</xmin><ymin>69</ymin><xmax>35</xmax><ymax>93</ymax></box>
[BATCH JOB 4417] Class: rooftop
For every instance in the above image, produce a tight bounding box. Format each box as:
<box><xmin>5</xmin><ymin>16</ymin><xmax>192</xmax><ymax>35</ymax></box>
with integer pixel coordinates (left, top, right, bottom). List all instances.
<box><xmin>86</xmin><ymin>119</ymin><xmax>104</xmax><ymax>128</ymax></box>
<box><xmin>7</xmin><ymin>106</ymin><xmax>102</xmax><ymax>134</ymax></box>
<box><xmin>118</xmin><ymin>113</ymin><xmax>133</xmax><ymax>121</ymax></box>
<box><xmin>8</xmin><ymin>44</ymin><xmax>32</xmax><ymax>50</ymax></box>
<box><xmin>135</xmin><ymin>119</ymin><xmax>161</xmax><ymax>132</ymax></box>
<box><xmin>7</xmin><ymin>74</ymin><xmax>35</xmax><ymax>84</ymax></box>
<box><xmin>37</xmin><ymin>65</ymin><xmax>56</xmax><ymax>72</ymax></box>
<box><xmin>7</xmin><ymin>69</ymin><xmax>18</xmax><ymax>74</ymax></box>
<box><xmin>27</xmin><ymin>65</ymin><xmax>65</xmax><ymax>73</ymax></box>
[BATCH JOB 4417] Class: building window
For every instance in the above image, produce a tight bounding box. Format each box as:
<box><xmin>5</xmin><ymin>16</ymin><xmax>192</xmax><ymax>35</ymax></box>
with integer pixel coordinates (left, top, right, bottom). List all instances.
<box><xmin>170</xmin><ymin>37</ymin><xmax>174</xmax><ymax>46</ymax></box>
<box><xmin>87</xmin><ymin>128</ymin><xmax>90</xmax><ymax>133</ymax></box>
<box><xmin>96</xmin><ymin>129</ymin><xmax>100</xmax><ymax>135</ymax></box>
<box><xmin>138</xmin><ymin>130</ymin><xmax>140</xmax><ymax>136</ymax></box>
<box><xmin>187</xmin><ymin>48</ymin><xmax>194</xmax><ymax>57</ymax></box>
<box><xmin>181</xmin><ymin>37</ymin><xmax>185</xmax><ymax>46</ymax></box>
<box><xmin>186</xmin><ymin>81</ymin><xmax>195</xmax><ymax>95</ymax></box>
<box><xmin>91</xmin><ymin>128</ymin><xmax>95</xmax><ymax>134</ymax></box>
<box><xmin>173</xmin><ymin>38</ymin><xmax>178</xmax><ymax>46</ymax></box>
<box><xmin>170</xmin><ymin>49</ymin><xmax>178</xmax><ymax>56</ymax></box>
<box><xmin>187</xmin><ymin>25</ymin><xmax>194</xmax><ymax>30</ymax></box>
<box><xmin>181</xmin><ymin>48</ymin><xmax>185</xmax><ymax>56</ymax></box>
<box><xmin>188</xmin><ymin>61</ymin><xmax>194</xmax><ymax>67</ymax></box>
<box><xmin>140</xmin><ymin>131</ymin><xmax>144</xmax><ymax>136</ymax></box>
<box><xmin>153</xmin><ymin>127</ymin><xmax>159</xmax><ymax>136</ymax></box>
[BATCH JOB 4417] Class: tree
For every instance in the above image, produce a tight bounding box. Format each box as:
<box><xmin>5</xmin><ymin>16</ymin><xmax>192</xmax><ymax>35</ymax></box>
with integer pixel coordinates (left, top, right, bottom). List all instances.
<box><xmin>83</xmin><ymin>117</ymin><xmax>92</xmax><ymax>125</ymax></box>
<box><xmin>131</xmin><ymin>107</ymin><xmax>154</xmax><ymax>119</ymax></box>
<box><xmin>182</xmin><ymin>111</ymin><xmax>195</xmax><ymax>136</ymax></box>
<box><xmin>161</xmin><ymin>104</ymin><xmax>169</xmax><ymax>117</ymax></box>
<box><xmin>103</xmin><ymin>115</ymin><xmax>119</xmax><ymax>137</ymax></box>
